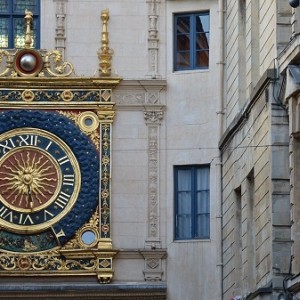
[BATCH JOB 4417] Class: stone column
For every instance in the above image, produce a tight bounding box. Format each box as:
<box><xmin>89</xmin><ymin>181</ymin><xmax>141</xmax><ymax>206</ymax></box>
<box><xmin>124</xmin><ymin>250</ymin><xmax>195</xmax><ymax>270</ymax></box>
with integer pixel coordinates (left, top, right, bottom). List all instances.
<box><xmin>144</xmin><ymin>109</ymin><xmax>164</xmax><ymax>250</ymax></box>
<box><xmin>146</xmin><ymin>0</ymin><xmax>161</xmax><ymax>79</ymax></box>
<box><xmin>54</xmin><ymin>0</ymin><xmax>67</xmax><ymax>58</ymax></box>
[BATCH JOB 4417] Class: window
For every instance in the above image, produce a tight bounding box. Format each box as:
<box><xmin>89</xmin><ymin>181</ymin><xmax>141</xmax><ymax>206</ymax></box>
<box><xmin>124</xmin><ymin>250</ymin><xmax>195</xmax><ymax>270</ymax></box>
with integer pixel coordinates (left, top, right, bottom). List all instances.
<box><xmin>174</xmin><ymin>12</ymin><xmax>210</xmax><ymax>71</ymax></box>
<box><xmin>0</xmin><ymin>0</ymin><xmax>40</xmax><ymax>49</ymax></box>
<box><xmin>174</xmin><ymin>165</ymin><xmax>210</xmax><ymax>240</ymax></box>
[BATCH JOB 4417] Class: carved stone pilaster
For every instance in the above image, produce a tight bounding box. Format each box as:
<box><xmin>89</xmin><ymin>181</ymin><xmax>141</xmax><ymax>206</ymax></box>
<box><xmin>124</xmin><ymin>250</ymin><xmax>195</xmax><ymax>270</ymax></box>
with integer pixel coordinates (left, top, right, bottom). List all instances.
<box><xmin>144</xmin><ymin>109</ymin><xmax>164</xmax><ymax>249</ymax></box>
<box><xmin>54</xmin><ymin>0</ymin><xmax>67</xmax><ymax>58</ymax></box>
<box><xmin>146</xmin><ymin>0</ymin><xmax>161</xmax><ymax>79</ymax></box>
<box><xmin>140</xmin><ymin>249</ymin><xmax>167</xmax><ymax>282</ymax></box>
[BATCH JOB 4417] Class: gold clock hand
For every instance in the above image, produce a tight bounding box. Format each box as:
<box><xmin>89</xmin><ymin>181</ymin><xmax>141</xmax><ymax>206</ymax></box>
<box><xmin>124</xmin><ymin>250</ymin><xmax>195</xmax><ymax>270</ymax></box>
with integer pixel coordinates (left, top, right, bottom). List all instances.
<box><xmin>28</xmin><ymin>186</ymin><xmax>34</xmax><ymax>210</ymax></box>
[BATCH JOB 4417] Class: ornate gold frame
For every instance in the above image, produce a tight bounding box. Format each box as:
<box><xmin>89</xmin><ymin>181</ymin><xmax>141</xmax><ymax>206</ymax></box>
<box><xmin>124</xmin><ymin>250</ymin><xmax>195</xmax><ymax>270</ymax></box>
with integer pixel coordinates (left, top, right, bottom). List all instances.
<box><xmin>0</xmin><ymin>9</ymin><xmax>120</xmax><ymax>283</ymax></box>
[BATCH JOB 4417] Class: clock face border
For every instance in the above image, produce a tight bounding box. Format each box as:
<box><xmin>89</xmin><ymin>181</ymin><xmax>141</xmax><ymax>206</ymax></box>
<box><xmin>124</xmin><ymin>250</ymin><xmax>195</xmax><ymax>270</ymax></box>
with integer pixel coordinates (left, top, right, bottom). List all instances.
<box><xmin>0</xmin><ymin>110</ymin><xmax>100</xmax><ymax>247</ymax></box>
<box><xmin>0</xmin><ymin>128</ymin><xmax>81</xmax><ymax>233</ymax></box>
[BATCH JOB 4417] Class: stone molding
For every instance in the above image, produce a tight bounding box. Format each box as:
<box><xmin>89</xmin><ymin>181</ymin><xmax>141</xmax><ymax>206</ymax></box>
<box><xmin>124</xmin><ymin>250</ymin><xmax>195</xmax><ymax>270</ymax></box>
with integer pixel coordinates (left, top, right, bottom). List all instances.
<box><xmin>0</xmin><ymin>281</ymin><xmax>167</xmax><ymax>299</ymax></box>
<box><xmin>113</xmin><ymin>80</ymin><xmax>166</xmax><ymax>109</ymax></box>
<box><xmin>140</xmin><ymin>250</ymin><xmax>167</xmax><ymax>282</ymax></box>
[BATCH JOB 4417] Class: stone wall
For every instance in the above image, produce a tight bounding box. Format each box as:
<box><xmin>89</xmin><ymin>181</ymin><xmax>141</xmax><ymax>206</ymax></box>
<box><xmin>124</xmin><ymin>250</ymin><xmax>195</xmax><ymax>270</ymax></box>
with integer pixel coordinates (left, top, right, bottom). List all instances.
<box><xmin>38</xmin><ymin>0</ymin><xmax>223</xmax><ymax>299</ymax></box>
<box><xmin>222</xmin><ymin>85</ymin><xmax>271</xmax><ymax>298</ymax></box>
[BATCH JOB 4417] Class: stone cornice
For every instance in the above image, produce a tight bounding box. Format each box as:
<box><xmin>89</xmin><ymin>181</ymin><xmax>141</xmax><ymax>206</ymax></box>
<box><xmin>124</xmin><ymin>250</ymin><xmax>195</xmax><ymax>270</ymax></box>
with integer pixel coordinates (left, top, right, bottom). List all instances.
<box><xmin>0</xmin><ymin>281</ymin><xmax>167</xmax><ymax>299</ymax></box>
<box><xmin>113</xmin><ymin>79</ymin><xmax>166</xmax><ymax>109</ymax></box>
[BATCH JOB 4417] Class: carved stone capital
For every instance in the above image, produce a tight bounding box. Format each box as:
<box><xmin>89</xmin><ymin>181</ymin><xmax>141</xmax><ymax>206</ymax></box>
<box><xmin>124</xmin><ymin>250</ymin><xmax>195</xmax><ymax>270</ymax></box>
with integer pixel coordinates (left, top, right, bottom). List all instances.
<box><xmin>144</xmin><ymin>110</ymin><xmax>164</xmax><ymax>125</ymax></box>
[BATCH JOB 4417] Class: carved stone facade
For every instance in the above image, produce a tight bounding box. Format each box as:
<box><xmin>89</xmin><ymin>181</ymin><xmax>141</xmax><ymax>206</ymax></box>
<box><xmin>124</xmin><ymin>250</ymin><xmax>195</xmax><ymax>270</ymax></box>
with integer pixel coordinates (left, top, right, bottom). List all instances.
<box><xmin>0</xmin><ymin>1</ymin><xmax>223</xmax><ymax>299</ymax></box>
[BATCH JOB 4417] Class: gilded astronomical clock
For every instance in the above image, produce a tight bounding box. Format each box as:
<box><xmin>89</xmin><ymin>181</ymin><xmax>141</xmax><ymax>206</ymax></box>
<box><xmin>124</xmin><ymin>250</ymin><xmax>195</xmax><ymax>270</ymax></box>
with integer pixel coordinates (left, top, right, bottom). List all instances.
<box><xmin>0</xmin><ymin>9</ymin><xmax>119</xmax><ymax>283</ymax></box>
<box><xmin>0</xmin><ymin>111</ymin><xmax>99</xmax><ymax>252</ymax></box>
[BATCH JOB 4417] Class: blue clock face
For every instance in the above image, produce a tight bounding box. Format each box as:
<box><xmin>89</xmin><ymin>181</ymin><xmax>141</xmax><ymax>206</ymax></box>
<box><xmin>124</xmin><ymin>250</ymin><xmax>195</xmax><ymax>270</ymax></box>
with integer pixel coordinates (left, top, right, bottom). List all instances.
<box><xmin>0</xmin><ymin>128</ymin><xmax>80</xmax><ymax>233</ymax></box>
<box><xmin>0</xmin><ymin>110</ymin><xmax>99</xmax><ymax>252</ymax></box>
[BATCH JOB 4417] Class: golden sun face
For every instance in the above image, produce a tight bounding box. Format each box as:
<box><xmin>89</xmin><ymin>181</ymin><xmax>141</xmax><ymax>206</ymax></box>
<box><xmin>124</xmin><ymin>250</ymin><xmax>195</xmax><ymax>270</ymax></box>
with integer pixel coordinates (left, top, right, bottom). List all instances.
<box><xmin>0</xmin><ymin>148</ymin><xmax>60</xmax><ymax>212</ymax></box>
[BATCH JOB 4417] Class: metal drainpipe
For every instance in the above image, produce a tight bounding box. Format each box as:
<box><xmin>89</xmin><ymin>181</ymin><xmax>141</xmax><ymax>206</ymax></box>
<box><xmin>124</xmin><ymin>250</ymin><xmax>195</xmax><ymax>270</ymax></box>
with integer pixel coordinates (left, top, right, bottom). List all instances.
<box><xmin>217</xmin><ymin>0</ymin><xmax>226</xmax><ymax>298</ymax></box>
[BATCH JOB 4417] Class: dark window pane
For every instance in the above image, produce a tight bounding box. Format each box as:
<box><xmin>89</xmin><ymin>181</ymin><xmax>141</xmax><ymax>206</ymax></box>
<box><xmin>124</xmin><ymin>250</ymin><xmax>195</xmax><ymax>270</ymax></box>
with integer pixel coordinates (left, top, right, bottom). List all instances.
<box><xmin>176</xmin><ymin>16</ymin><xmax>190</xmax><ymax>34</ymax></box>
<box><xmin>196</xmin><ymin>50</ymin><xmax>209</xmax><ymax>68</ymax></box>
<box><xmin>196</xmin><ymin>14</ymin><xmax>209</xmax><ymax>33</ymax></box>
<box><xmin>0</xmin><ymin>18</ymin><xmax>8</xmax><ymax>47</ymax></box>
<box><xmin>174</xmin><ymin>12</ymin><xmax>209</xmax><ymax>71</ymax></box>
<box><xmin>196</xmin><ymin>214</ymin><xmax>210</xmax><ymax>238</ymax></box>
<box><xmin>13</xmin><ymin>17</ymin><xmax>37</xmax><ymax>48</ymax></box>
<box><xmin>177</xmin><ymin>192</ymin><xmax>192</xmax><ymax>238</ymax></box>
<box><xmin>0</xmin><ymin>0</ymin><xmax>9</xmax><ymax>13</ymax></box>
<box><xmin>177</xmin><ymin>215</ymin><xmax>192</xmax><ymax>239</ymax></box>
<box><xmin>31</xmin><ymin>18</ymin><xmax>37</xmax><ymax>47</ymax></box>
<box><xmin>176</xmin><ymin>52</ymin><xmax>190</xmax><ymax>69</ymax></box>
<box><xmin>177</xmin><ymin>34</ymin><xmax>190</xmax><ymax>51</ymax></box>
<box><xmin>196</xmin><ymin>33</ymin><xmax>209</xmax><ymax>50</ymax></box>
<box><xmin>197</xmin><ymin>191</ymin><xmax>209</xmax><ymax>213</ymax></box>
<box><xmin>175</xmin><ymin>165</ymin><xmax>210</xmax><ymax>240</ymax></box>
<box><xmin>176</xmin><ymin>169</ymin><xmax>192</xmax><ymax>239</ymax></box>
<box><xmin>14</xmin><ymin>0</ymin><xmax>37</xmax><ymax>13</ymax></box>
<box><xmin>13</xmin><ymin>18</ymin><xmax>25</xmax><ymax>47</ymax></box>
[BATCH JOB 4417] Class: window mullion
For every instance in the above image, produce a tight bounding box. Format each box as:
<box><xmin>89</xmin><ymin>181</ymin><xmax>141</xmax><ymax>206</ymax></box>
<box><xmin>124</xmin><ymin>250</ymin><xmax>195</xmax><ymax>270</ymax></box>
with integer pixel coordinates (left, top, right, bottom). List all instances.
<box><xmin>191</xmin><ymin>167</ymin><xmax>196</xmax><ymax>238</ymax></box>
<box><xmin>8</xmin><ymin>16</ymin><xmax>13</xmax><ymax>48</ymax></box>
<box><xmin>190</xmin><ymin>14</ymin><xmax>194</xmax><ymax>69</ymax></box>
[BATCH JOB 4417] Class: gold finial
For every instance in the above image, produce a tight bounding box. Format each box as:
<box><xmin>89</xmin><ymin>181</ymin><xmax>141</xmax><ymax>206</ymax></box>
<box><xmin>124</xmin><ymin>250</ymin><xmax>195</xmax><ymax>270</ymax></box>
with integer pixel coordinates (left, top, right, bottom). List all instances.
<box><xmin>98</xmin><ymin>9</ymin><xmax>113</xmax><ymax>77</ymax></box>
<box><xmin>24</xmin><ymin>10</ymin><xmax>33</xmax><ymax>48</ymax></box>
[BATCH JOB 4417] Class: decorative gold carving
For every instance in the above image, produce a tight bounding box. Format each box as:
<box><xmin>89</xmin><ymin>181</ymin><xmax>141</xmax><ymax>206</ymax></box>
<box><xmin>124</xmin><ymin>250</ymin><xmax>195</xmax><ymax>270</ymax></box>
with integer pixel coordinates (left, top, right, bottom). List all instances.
<box><xmin>78</xmin><ymin>111</ymin><xmax>99</xmax><ymax>133</ymax></box>
<box><xmin>98</xmin><ymin>124</ymin><xmax>112</xmax><ymax>250</ymax></box>
<box><xmin>0</xmin><ymin>206</ymin><xmax>117</xmax><ymax>283</ymax></box>
<box><xmin>98</xmin><ymin>9</ymin><xmax>114</xmax><ymax>77</ymax></box>
<box><xmin>61</xmin><ymin>90</ymin><xmax>74</xmax><ymax>101</ymax></box>
<box><xmin>58</xmin><ymin>110</ymin><xmax>100</xmax><ymax>149</ymax></box>
<box><xmin>21</xmin><ymin>89</ymin><xmax>35</xmax><ymax>102</ymax></box>
<box><xmin>64</xmin><ymin>208</ymin><xmax>99</xmax><ymax>249</ymax></box>
<box><xmin>100</xmin><ymin>89</ymin><xmax>112</xmax><ymax>102</ymax></box>
<box><xmin>0</xmin><ymin>50</ymin><xmax>12</xmax><ymax>77</ymax></box>
<box><xmin>24</xmin><ymin>10</ymin><xmax>33</xmax><ymax>49</ymax></box>
<box><xmin>60</xmin><ymin>208</ymin><xmax>117</xmax><ymax>283</ymax></box>
<box><xmin>0</xmin><ymin>49</ymin><xmax>75</xmax><ymax>78</ymax></box>
<box><xmin>0</xmin><ymin>10</ymin><xmax>75</xmax><ymax>78</ymax></box>
<box><xmin>97</xmin><ymin>106</ymin><xmax>115</xmax><ymax>123</ymax></box>
<box><xmin>0</xmin><ymin>10</ymin><xmax>121</xmax><ymax>284</ymax></box>
<box><xmin>44</xmin><ymin>50</ymin><xmax>74</xmax><ymax>77</ymax></box>
<box><xmin>0</xmin><ymin>252</ymin><xmax>97</xmax><ymax>272</ymax></box>
<box><xmin>0</xmin><ymin>148</ymin><xmax>60</xmax><ymax>212</ymax></box>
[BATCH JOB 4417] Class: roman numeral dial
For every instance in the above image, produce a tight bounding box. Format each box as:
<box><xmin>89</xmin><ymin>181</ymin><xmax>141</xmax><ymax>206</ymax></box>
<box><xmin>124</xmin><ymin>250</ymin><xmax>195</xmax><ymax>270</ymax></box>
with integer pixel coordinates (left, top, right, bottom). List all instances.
<box><xmin>0</xmin><ymin>128</ymin><xmax>81</xmax><ymax>233</ymax></box>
